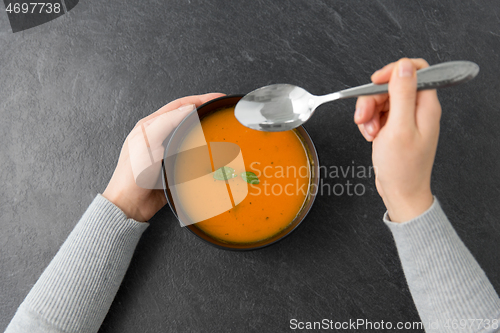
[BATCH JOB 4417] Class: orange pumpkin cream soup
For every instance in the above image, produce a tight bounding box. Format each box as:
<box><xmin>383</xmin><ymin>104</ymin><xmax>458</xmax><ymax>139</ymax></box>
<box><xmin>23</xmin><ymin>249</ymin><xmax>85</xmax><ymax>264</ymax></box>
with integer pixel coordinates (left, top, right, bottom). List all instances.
<box><xmin>174</xmin><ymin>107</ymin><xmax>311</xmax><ymax>244</ymax></box>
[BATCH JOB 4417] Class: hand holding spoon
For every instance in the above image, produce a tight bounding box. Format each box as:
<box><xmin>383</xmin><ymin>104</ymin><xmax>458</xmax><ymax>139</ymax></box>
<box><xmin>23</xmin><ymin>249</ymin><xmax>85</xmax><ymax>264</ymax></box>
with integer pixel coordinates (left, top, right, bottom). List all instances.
<box><xmin>235</xmin><ymin>61</ymin><xmax>479</xmax><ymax>132</ymax></box>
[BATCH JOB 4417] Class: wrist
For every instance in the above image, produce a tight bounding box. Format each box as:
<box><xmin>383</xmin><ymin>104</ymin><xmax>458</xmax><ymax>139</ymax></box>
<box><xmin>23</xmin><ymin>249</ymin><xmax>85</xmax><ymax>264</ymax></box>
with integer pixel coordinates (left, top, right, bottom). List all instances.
<box><xmin>102</xmin><ymin>188</ymin><xmax>145</xmax><ymax>222</ymax></box>
<box><xmin>384</xmin><ymin>190</ymin><xmax>434</xmax><ymax>223</ymax></box>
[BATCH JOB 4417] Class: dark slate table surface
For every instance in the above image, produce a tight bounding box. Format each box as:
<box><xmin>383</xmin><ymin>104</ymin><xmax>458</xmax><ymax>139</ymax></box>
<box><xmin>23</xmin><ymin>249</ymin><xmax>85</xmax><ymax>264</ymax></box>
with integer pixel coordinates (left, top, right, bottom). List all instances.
<box><xmin>1</xmin><ymin>1</ymin><xmax>499</xmax><ymax>332</ymax></box>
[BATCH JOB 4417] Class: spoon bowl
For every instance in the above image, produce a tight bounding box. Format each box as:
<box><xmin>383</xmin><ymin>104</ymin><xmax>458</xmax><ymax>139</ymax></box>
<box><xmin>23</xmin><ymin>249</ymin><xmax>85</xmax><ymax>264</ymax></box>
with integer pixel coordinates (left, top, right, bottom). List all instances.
<box><xmin>235</xmin><ymin>84</ymin><xmax>315</xmax><ymax>132</ymax></box>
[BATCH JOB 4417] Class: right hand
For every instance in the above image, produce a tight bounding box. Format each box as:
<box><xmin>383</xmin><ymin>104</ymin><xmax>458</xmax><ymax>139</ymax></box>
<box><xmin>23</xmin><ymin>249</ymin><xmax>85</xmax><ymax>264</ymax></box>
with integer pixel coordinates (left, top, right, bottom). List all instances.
<box><xmin>354</xmin><ymin>58</ymin><xmax>442</xmax><ymax>222</ymax></box>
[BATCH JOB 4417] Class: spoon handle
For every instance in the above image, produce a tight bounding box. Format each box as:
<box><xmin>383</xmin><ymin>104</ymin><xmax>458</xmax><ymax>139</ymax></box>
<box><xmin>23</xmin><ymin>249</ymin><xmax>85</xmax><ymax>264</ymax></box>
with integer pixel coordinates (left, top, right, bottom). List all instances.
<box><xmin>333</xmin><ymin>61</ymin><xmax>479</xmax><ymax>100</ymax></box>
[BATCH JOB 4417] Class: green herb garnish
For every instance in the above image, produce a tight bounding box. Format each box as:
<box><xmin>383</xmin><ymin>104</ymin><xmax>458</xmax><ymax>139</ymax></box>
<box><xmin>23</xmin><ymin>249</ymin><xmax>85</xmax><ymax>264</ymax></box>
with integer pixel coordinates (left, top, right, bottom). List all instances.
<box><xmin>213</xmin><ymin>166</ymin><xmax>237</xmax><ymax>181</ymax></box>
<box><xmin>241</xmin><ymin>171</ymin><xmax>259</xmax><ymax>184</ymax></box>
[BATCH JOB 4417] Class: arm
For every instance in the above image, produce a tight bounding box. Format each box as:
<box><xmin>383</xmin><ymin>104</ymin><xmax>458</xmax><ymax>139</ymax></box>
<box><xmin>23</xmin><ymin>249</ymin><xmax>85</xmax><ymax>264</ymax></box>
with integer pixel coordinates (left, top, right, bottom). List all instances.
<box><xmin>5</xmin><ymin>93</ymin><xmax>224</xmax><ymax>333</ymax></box>
<box><xmin>5</xmin><ymin>195</ymin><xmax>148</xmax><ymax>333</ymax></box>
<box><xmin>384</xmin><ymin>198</ymin><xmax>500</xmax><ymax>332</ymax></box>
<box><xmin>355</xmin><ymin>59</ymin><xmax>500</xmax><ymax>332</ymax></box>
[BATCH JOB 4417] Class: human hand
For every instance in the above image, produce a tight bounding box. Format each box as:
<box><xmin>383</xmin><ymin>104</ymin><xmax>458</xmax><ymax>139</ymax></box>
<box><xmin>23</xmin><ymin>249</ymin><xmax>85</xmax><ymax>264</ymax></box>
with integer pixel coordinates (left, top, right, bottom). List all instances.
<box><xmin>103</xmin><ymin>93</ymin><xmax>225</xmax><ymax>222</ymax></box>
<box><xmin>354</xmin><ymin>58</ymin><xmax>441</xmax><ymax>222</ymax></box>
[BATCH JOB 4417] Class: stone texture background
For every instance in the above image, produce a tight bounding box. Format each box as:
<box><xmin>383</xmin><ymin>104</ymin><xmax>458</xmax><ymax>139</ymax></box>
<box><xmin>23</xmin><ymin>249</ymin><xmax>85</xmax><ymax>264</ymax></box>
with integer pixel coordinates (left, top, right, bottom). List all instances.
<box><xmin>1</xmin><ymin>0</ymin><xmax>499</xmax><ymax>332</ymax></box>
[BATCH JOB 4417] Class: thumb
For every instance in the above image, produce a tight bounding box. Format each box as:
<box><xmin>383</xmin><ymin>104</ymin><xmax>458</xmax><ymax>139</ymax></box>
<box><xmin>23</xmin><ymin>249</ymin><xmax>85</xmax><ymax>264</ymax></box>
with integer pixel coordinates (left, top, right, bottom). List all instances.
<box><xmin>387</xmin><ymin>58</ymin><xmax>417</xmax><ymax>128</ymax></box>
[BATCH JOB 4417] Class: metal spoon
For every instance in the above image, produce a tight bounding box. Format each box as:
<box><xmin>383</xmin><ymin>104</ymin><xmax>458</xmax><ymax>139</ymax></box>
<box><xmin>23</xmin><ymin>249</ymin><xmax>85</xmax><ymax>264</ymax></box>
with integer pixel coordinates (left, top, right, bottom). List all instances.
<box><xmin>235</xmin><ymin>61</ymin><xmax>479</xmax><ymax>132</ymax></box>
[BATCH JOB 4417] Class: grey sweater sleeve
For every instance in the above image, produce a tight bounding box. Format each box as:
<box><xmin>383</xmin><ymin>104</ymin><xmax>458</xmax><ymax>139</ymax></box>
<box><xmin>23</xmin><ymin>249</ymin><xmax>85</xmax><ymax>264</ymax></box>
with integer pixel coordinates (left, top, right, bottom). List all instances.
<box><xmin>5</xmin><ymin>194</ymin><xmax>149</xmax><ymax>333</ymax></box>
<box><xmin>384</xmin><ymin>198</ymin><xmax>500</xmax><ymax>333</ymax></box>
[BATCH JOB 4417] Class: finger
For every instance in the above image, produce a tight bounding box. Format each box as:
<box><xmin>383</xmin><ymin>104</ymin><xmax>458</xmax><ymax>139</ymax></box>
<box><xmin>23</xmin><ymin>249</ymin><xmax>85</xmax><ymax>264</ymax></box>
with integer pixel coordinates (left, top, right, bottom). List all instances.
<box><xmin>355</xmin><ymin>96</ymin><xmax>375</xmax><ymax>124</ymax></box>
<box><xmin>386</xmin><ymin>58</ymin><xmax>418</xmax><ymax>128</ymax></box>
<box><xmin>371</xmin><ymin>62</ymin><xmax>395</xmax><ymax>84</ymax></box>
<box><xmin>358</xmin><ymin>123</ymin><xmax>374</xmax><ymax>142</ymax></box>
<box><xmin>159</xmin><ymin>93</ymin><xmax>226</xmax><ymax>113</ymax></box>
<box><xmin>354</xmin><ymin>94</ymin><xmax>388</xmax><ymax>124</ymax></box>
<box><xmin>371</xmin><ymin>58</ymin><xmax>429</xmax><ymax>84</ymax></box>
<box><xmin>136</xmin><ymin>93</ymin><xmax>225</xmax><ymax>128</ymax></box>
<box><xmin>144</xmin><ymin>104</ymin><xmax>196</xmax><ymax>147</ymax></box>
<box><xmin>363</xmin><ymin>110</ymin><xmax>381</xmax><ymax>140</ymax></box>
<box><xmin>128</xmin><ymin>103</ymin><xmax>199</xmax><ymax>190</ymax></box>
<box><xmin>362</xmin><ymin>101</ymin><xmax>389</xmax><ymax>140</ymax></box>
<box><xmin>380</xmin><ymin>98</ymin><xmax>390</xmax><ymax>113</ymax></box>
<box><xmin>415</xmin><ymin>89</ymin><xmax>441</xmax><ymax>136</ymax></box>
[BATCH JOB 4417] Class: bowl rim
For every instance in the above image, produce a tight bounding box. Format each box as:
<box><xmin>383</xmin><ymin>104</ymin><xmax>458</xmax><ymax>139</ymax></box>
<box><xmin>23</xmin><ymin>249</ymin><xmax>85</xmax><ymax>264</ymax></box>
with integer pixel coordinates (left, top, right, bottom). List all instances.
<box><xmin>162</xmin><ymin>94</ymin><xmax>320</xmax><ymax>251</ymax></box>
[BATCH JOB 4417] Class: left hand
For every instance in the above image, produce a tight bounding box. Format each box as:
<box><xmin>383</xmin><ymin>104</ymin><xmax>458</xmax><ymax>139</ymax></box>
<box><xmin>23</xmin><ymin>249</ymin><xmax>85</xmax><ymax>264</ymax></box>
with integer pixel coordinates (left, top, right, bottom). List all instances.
<box><xmin>103</xmin><ymin>93</ymin><xmax>225</xmax><ymax>222</ymax></box>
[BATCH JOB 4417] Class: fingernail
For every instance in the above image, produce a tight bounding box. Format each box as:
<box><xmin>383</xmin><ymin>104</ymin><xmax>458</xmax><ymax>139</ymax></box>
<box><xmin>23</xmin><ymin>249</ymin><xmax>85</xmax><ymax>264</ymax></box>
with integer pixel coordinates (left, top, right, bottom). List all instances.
<box><xmin>365</xmin><ymin>121</ymin><xmax>374</xmax><ymax>135</ymax></box>
<box><xmin>354</xmin><ymin>107</ymin><xmax>362</xmax><ymax>122</ymax></box>
<box><xmin>177</xmin><ymin>104</ymin><xmax>196</xmax><ymax>112</ymax></box>
<box><xmin>363</xmin><ymin>127</ymin><xmax>373</xmax><ymax>141</ymax></box>
<box><xmin>398</xmin><ymin>59</ymin><xmax>413</xmax><ymax>78</ymax></box>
